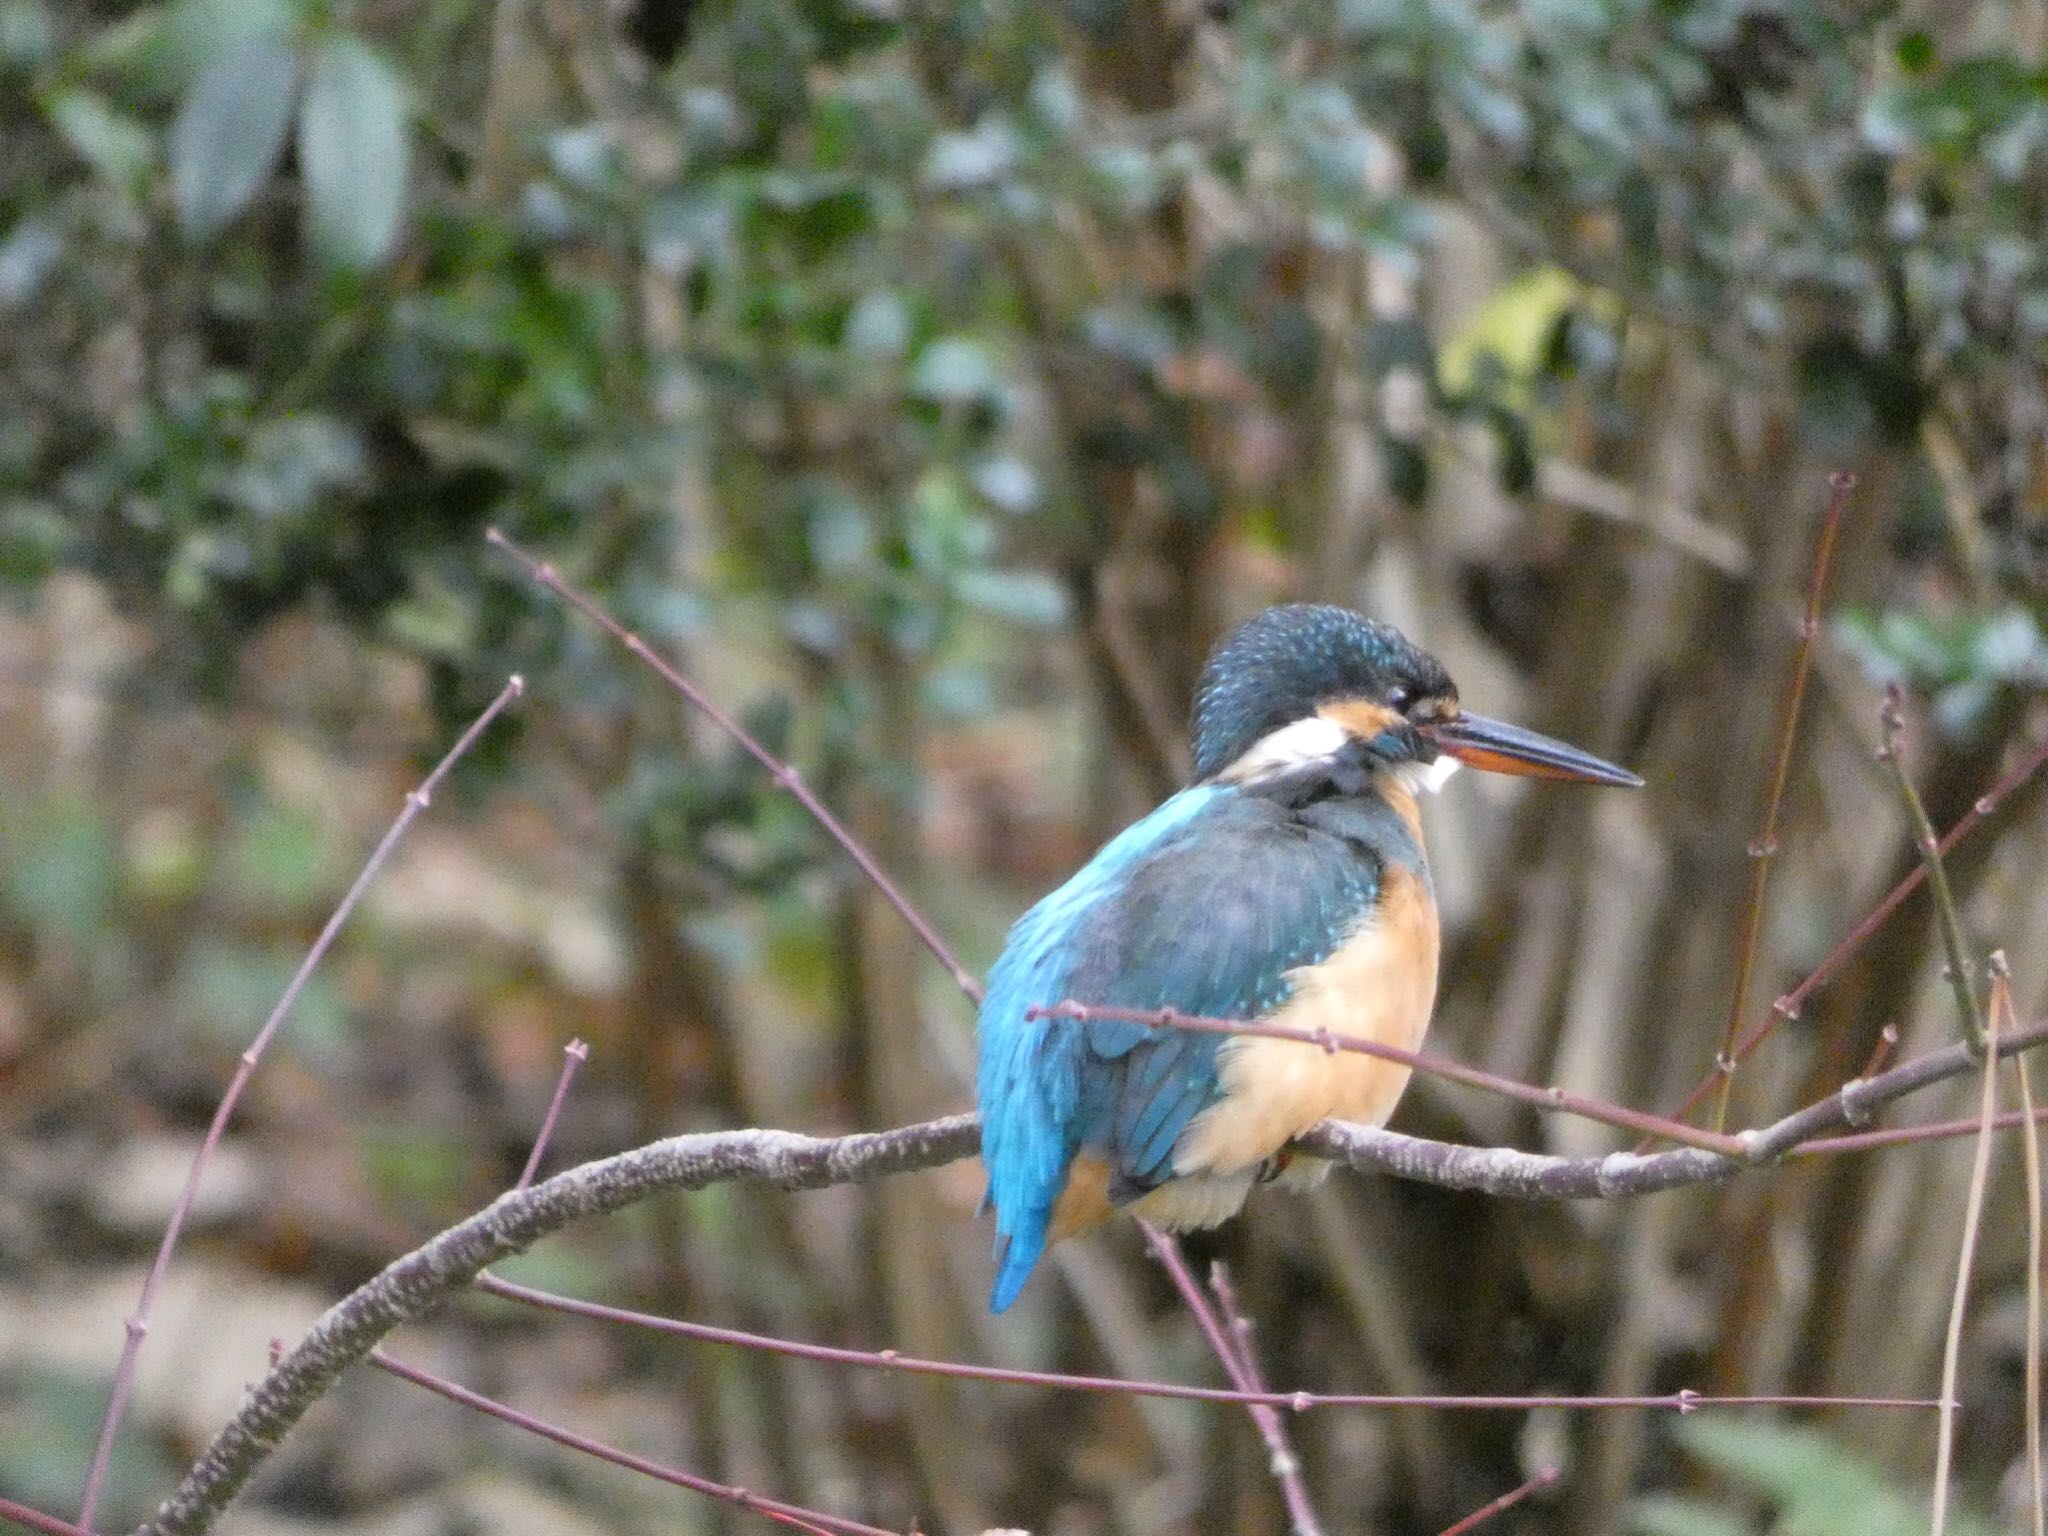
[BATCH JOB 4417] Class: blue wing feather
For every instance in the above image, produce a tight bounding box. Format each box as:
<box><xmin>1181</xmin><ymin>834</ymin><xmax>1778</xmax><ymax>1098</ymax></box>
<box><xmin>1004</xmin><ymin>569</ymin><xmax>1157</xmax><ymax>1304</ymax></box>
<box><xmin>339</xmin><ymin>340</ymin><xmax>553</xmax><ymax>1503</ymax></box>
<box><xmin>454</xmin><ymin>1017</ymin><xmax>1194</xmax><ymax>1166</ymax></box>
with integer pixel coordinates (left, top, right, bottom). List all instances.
<box><xmin>977</xmin><ymin>785</ymin><xmax>1405</xmax><ymax>1311</ymax></box>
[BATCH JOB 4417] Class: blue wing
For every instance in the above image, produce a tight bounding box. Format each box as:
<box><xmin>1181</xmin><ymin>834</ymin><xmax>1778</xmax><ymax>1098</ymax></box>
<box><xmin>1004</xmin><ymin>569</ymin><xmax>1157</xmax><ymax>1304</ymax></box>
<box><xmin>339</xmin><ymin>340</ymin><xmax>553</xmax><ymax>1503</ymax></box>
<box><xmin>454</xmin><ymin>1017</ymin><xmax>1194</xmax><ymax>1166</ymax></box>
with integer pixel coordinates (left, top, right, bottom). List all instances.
<box><xmin>976</xmin><ymin>786</ymin><xmax>1397</xmax><ymax>1311</ymax></box>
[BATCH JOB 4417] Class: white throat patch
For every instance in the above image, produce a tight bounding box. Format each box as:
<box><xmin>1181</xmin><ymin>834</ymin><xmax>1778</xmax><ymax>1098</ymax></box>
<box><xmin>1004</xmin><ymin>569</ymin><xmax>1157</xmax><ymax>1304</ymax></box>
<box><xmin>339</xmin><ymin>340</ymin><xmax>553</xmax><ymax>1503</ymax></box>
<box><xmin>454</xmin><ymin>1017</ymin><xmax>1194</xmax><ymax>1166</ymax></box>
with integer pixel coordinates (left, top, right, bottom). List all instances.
<box><xmin>1219</xmin><ymin>715</ymin><xmax>1349</xmax><ymax>783</ymax></box>
<box><xmin>1393</xmin><ymin>755</ymin><xmax>1462</xmax><ymax>795</ymax></box>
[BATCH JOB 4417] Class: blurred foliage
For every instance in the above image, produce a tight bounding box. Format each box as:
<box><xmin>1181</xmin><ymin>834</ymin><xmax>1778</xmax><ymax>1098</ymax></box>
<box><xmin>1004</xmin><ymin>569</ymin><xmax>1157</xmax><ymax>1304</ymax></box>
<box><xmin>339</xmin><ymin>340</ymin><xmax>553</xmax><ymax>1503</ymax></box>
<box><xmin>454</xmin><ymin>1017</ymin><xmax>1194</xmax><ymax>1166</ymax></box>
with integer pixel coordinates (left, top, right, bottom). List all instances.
<box><xmin>1631</xmin><ymin>1417</ymin><xmax>1998</xmax><ymax>1536</ymax></box>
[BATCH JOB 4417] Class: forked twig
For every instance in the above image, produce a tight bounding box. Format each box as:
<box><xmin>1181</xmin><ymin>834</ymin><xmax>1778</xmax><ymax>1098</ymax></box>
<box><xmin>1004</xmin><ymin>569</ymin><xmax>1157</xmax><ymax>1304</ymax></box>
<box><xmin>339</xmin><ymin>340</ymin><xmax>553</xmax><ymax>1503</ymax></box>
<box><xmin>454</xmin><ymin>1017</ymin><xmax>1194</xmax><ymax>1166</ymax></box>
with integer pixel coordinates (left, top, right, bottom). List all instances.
<box><xmin>1879</xmin><ymin>687</ymin><xmax>1985</xmax><ymax>1053</ymax></box>
<box><xmin>1139</xmin><ymin>1235</ymin><xmax>1324</xmax><ymax>1536</ymax></box>
<box><xmin>74</xmin><ymin>676</ymin><xmax>525</xmax><ymax>1534</ymax></box>
<box><xmin>1658</xmin><ymin>731</ymin><xmax>2048</xmax><ymax>1132</ymax></box>
<box><xmin>1708</xmin><ymin>470</ymin><xmax>1854</xmax><ymax>1132</ymax></box>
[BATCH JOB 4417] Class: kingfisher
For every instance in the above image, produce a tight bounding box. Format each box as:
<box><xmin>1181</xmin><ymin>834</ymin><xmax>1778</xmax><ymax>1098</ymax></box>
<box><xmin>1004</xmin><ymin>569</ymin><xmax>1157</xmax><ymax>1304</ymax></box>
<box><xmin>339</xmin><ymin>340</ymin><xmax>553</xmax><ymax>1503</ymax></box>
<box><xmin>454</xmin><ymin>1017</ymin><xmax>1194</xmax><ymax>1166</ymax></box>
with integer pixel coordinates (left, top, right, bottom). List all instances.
<box><xmin>975</xmin><ymin>604</ymin><xmax>1641</xmax><ymax>1312</ymax></box>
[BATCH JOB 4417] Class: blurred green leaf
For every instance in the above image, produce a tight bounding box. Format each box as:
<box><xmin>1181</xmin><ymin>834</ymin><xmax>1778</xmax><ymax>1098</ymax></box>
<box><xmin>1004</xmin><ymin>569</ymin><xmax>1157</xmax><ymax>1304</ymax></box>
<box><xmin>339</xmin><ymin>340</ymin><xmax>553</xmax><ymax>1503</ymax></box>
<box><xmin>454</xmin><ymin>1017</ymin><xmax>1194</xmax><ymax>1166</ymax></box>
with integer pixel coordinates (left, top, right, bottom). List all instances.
<box><xmin>227</xmin><ymin>801</ymin><xmax>332</xmax><ymax>910</ymax></box>
<box><xmin>169</xmin><ymin>34</ymin><xmax>300</xmax><ymax>240</ymax></box>
<box><xmin>1</xmin><ymin>794</ymin><xmax>118</xmax><ymax>944</ymax></box>
<box><xmin>298</xmin><ymin>33</ymin><xmax>409</xmax><ymax>269</ymax></box>
<box><xmin>1634</xmin><ymin>1417</ymin><xmax>2000</xmax><ymax>1536</ymax></box>
<box><xmin>43</xmin><ymin>90</ymin><xmax>157</xmax><ymax>198</ymax></box>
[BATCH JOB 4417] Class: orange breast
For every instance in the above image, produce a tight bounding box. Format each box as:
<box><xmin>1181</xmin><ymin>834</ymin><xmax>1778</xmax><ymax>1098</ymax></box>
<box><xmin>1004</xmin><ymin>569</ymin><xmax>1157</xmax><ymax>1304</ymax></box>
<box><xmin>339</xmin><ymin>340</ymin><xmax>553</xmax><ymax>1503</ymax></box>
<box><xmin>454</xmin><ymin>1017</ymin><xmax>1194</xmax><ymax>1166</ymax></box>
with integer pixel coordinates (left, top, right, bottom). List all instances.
<box><xmin>1170</xmin><ymin>861</ymin><xmax>1441</xmax><ymax>1179</ymax></box>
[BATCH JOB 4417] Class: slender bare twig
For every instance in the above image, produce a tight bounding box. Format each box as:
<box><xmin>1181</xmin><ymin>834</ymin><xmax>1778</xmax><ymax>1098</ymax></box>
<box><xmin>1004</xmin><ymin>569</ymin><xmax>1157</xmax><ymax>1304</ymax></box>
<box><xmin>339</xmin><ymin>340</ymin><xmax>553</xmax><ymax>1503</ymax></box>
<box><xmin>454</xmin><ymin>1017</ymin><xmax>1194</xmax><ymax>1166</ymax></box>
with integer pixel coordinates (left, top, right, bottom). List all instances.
<box><xmin>1880</xmin><ymin>687</ymin><xmax>1985</xmax><ymax>1053</ymax></box>
<box><xmin>1661</xmin><ymin>730</ymin><xmax>2048</xmax><ymax>1129</ymax></box>
<box><xmin>2000</xmin><ymin>962</ymin><xmax>2045</xmax><ymax>1536</ymax></box>
<box><xmin>1859</xmin><ymin>1023</ymin><xmax>1902</xmax><ymax>1080</ymax></box>
<box><xmin>1034</xmin><ymin>1000</ymin><xmax>1745</xmax><ymax>1155</ymax></box>
<box><xmin>1794</xmin><ymin>1103</ymin><xmax>2048</xmax><ymax>1156</ymax></box>
<box><xmin>469</xmin><ymin>1271</ymin><xmax>1930</xmax><ymax>1415</ymax></box>
<box><xmin>76</xmin><ymin>676</ymin><xmax>525</xmax><ymax>1534</ymax></box>
<box><xmin>1140</xmin><ymin>1232</ymin><xmax>1324</xmax><ymax>1536</ymax></box>
<box><xmin>1931</xmin><ymin>957</ymin><xmax>2002</xmax><ymax>1536</ymax></box>
<box><xmin>367</xmin><ymin>1350</ymin><xmax>893</xmax><ymax>1536</ymax></box>
<box><xmin>516</xmin><ymin>1037</ymin><xmax>589</xmax><ymax>1191</ymax></box>
<box><xmin>1</xmin><ymin>1499</ymin><xmax>85</xmax><ymax>1536</ymax></box>
<box><xmin>1708</xmin><ymin>470</ymin><xmax>1854</xmax><ymax>1133</ymax></box>
<box><xmin>1434</xmin><ymin>1465</ymin><xmax>1561</xmax><ymax>1536</ymax></box>
<box><xmin>143</xmin><ymin>1018</ymin><xmax>2048</xmax><ymax>1536</ymax></box>
<box><xmin>485</xmin><ymin>528</ymin><xmax>983</xmax><ymax>1003</ymax></box>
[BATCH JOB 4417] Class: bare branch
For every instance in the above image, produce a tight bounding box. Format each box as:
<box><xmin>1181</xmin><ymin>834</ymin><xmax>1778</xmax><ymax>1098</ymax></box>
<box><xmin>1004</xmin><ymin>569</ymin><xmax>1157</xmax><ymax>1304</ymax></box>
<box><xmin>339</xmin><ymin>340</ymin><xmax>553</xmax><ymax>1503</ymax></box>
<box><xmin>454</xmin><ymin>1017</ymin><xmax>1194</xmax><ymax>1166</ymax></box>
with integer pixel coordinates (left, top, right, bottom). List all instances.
<box><xmin>78</xmin><ymin>676</ymin><xmax>525</xmax><ymax>1534</ymax></box>
<box><xmin>2</xmin><ymin>1498</ymin><xmax>86</xmax><ymax>1536</ymax></box>
<box><xmin>368</xmin><ymin>1350</ymin><xmax>897</xmax><ymax>1536</ymax></box>
<box><xmin>1930</xmin><ymin>959</ymin><xmax>2003</xmax><ymax>1535</ymax></box>
<box><xmin>486</xmin><ymin>528</ymin><xmax>983</xmax><ymax>1002</ymax></box>
<box><xmin>1708</xmin><ymin>470</ymin><xmax>1853</xmax><ymax>1132</ymax></box>
<box><xmin>142</xmin><ymin>1018</ymin><xmax>2048</xmax><ymax>1535</ymax></box>
<box><xmin>515</xmin><ymin>1037</ymin><xmax>589</xmax><ymax>1192</ymax></box>
<box><xmin>1141</xmin><ymin>1233</ymin><xmax>1324</xmax><ymax>1536</ymax></box>
<box><xmin>1661</xmin><ymin>729</ymin><xmax>2048</xmax><ymax>1130</ymax></box>
<box><xmin>470</xmin><ymin>1271</ymin><xmax>1928</xmax><ymax>1415</ymax></box>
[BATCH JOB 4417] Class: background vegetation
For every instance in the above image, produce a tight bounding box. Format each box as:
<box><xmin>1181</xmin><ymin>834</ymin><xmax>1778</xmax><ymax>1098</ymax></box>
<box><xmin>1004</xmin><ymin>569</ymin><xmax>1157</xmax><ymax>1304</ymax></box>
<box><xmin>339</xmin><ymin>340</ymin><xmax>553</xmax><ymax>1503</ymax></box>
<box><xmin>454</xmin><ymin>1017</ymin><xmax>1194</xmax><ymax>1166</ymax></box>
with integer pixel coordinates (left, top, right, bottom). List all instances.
<box><xmin>3</xmin><ymin>0</ymin><xmax>2047</xmax><ymax>1531</ymax></box>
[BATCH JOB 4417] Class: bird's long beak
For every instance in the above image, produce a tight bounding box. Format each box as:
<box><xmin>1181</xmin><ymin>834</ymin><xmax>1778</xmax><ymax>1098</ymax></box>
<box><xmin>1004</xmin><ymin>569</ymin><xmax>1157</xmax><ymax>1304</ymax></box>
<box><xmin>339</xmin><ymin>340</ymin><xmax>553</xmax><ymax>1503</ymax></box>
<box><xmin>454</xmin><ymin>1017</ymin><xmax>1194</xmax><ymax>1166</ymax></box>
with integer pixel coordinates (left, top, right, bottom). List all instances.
<box><xmin>1420</xmin><ymin>712</ymin><xmax>1643</xmax><ymax>788</ymax></box>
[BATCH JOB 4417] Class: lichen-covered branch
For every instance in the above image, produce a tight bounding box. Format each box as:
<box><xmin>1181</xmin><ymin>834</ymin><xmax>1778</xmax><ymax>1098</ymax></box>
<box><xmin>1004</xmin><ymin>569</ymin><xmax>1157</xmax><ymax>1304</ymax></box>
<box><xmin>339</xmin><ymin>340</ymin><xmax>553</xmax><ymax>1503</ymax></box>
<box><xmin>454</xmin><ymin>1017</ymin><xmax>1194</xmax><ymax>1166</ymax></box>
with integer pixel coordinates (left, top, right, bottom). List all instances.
<box><xmin>143</xmin><ymin>1020</ymin><xmax>2048</xmax><ymax>1536</ymax></box>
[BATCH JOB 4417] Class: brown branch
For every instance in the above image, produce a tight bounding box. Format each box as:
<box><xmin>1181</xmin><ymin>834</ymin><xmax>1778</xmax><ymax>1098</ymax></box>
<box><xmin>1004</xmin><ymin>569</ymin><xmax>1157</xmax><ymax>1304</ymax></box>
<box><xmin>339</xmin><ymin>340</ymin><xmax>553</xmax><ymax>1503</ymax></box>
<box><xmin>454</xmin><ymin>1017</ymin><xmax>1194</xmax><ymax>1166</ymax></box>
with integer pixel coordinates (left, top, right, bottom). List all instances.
<box><xmin>76</xmin><ymin>676</ymin><xmax>525</xmax><ymax>1534</ymax></box>
<box><xmin>1707</xmin><ymin>470</ymin><xmax>1853</xmax><ymax>1132</ymax></box>
<box><xmin>141</xmin><ymin>1017</ymin><xmax>2048</xmax><ymax>1536</ymax></box>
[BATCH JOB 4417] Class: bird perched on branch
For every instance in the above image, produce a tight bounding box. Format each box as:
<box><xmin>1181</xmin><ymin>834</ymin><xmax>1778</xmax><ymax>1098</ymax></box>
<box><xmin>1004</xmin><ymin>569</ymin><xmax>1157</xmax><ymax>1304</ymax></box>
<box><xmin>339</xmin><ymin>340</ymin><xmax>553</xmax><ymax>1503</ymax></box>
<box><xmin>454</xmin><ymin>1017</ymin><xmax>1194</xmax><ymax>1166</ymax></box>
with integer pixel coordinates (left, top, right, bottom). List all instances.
<box><xmin>975</xmin><ymin>604</ymin><xmax>1642</xmax><ymax>1311</ymax></box>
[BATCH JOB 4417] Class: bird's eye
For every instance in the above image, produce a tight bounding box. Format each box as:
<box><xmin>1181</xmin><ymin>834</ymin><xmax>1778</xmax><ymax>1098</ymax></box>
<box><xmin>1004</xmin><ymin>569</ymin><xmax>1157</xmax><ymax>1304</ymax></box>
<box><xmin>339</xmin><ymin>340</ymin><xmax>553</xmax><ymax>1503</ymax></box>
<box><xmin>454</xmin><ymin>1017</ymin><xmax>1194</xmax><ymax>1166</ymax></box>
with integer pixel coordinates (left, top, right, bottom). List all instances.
<box><xmin>1387</xmin><ymin>687</ymin><xmax>1412</xmax><ymax>712</ymax></box>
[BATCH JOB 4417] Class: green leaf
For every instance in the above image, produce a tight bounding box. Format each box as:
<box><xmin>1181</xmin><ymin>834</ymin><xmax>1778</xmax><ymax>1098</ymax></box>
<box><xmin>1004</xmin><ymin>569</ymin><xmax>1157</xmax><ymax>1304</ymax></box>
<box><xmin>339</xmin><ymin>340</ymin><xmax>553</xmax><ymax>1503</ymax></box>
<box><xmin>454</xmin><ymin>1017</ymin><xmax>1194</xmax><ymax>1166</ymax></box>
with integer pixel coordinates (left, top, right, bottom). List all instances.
<box><xmin>298</xmin><ymin>34</ymin><xmax>409</xmax><ymax>269</ymax></box>
<box><xmin>169</xmin><ymin>34</ymin><xmax>300</xmax><ymax>240</ymax></box>
<box><xmin>43</xmin><ymin>90</ymin><xmax>157</xmax><ymax>198</ymax></box>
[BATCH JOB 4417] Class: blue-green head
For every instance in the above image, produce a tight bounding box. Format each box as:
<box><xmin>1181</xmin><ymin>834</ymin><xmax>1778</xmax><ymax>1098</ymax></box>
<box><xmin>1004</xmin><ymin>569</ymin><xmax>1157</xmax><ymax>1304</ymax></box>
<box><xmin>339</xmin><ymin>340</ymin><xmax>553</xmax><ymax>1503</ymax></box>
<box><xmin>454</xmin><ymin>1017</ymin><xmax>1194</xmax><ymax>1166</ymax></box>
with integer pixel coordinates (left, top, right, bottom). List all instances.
<box><xmin>1191</xmin><ymin>605</ymin><xmax>1643</xmax><ymax>790</ymax></box>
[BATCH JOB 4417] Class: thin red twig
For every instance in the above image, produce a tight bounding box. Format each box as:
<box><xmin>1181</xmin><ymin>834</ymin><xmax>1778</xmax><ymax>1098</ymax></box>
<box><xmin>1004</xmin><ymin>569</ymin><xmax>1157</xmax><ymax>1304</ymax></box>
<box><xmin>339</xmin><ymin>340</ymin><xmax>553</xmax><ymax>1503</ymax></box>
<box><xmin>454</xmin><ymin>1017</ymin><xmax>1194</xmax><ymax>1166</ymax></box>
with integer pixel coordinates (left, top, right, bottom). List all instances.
<box><xmin>1707</xmin><ymin>470</ymin><xmax>1854</xmax><ymax>1132</ymax></box>
<box><xmin>1795</xmin><ymin>1103</ymin><xmax>2048</xmax><ymax>1156</ymax></box>
<box><xmin>0</xmin><ymin>1499</ymin><xmax>85</xmax><ymax>1536</ymax></box>
<box><xmin>487</xmin><ymin>529</ymin><xmax>983</xmax><ymax>1003</ymax></box>
<box><xmin>1142</xmin><ymin>1231</ymin><xmax>1324</xmax><ymax>1536</ymax></box>
<box><xmin>1032</xmin><ymin>1000</ymin><xmax>1745</xmax><ymax>1156</ymax></box>
<box><xmin>1857</xmin><ymin>1023</ymin><xmax>1901</xmax><ymax>1081</ymax></box>
<box><xmin>75</xmin><ymin>675</ymin><xmax>525</xmax><ymax>1533</ymax></box>
<box><xmin>1659</xmin><ymin>729</ymin><xmax>2048</xmax><ymax>1133</ymax></box>
<box><xmin>368</xmin><ymin>1349</ymin><xmax>900</xmax><ymax>1536</ymax></box>
<box><xmin>471</xmin><ymin>1273</ymin><xmax>1936</xmax><ymax>1412</ymax></box>
<box><xmin>516</xmin><ymin>1037</ymin><xmax>589</xmax><ymax>1191</ymax></box>
<box><xmin>1434</xmin><ymin>1466</ymin><xmax>1561</xmax><ymax>1536</ymax></box>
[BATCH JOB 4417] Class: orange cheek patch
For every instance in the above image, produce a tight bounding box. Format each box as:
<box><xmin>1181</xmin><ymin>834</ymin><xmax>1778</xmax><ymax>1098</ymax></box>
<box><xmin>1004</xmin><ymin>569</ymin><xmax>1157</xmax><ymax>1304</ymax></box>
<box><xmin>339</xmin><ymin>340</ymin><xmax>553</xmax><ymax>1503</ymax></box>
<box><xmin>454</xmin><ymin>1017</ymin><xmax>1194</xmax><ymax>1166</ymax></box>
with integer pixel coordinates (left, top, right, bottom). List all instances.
<box><xmin>1318</xmin><ymin>699</ymin><xmax>1406</xmax><ymax>740</ymax></box>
